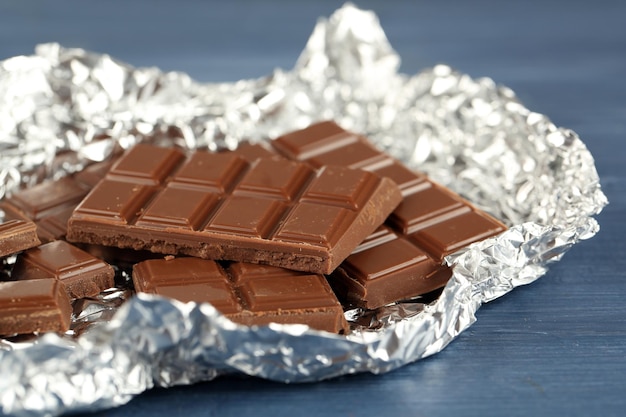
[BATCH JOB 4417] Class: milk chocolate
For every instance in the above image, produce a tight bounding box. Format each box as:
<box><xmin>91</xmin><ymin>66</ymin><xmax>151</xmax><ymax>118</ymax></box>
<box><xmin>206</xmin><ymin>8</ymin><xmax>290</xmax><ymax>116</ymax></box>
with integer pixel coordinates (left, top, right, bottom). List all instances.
<box><xmin>2</xmin><ymin>177</ymin><xmax>89</xmax><ymax>244</ymax></box>
<box><xmin>0</xmin><ymin>203</ymin><xmax>41</xmax><ymax>257</ymax></box>
<box><xmin>12</xmin><ymin>240</ymin><xmax>116</xmax><ymax>299</ymax></box>
<box><xmin>0</xmin><ymin>279</ymin><xmax>72</xmax><ymax>335</ymax></box>
<box><xmin>72</xmin><ymin>159</ymin><xmax>118</xmax><ymax>188</ymax></box>
<box><xmin>66</xmin><ymin>144</ymin><xmax>402</xmax><ymax>274</ymax></box>
<box><xmin>1</xmin><ymin>160</ymin><xmax>116</xmax><ymax>244</ymax></box>
<box><xmin>271</xmin><ymin>121</ymin><xmax>507</xmax><ymax>308</ymax></box>
<box><xmin>132</xmin><ymin>257</ymin><xmax>349</xmax><ymax>333</ymax></box>
<box><xmin>79</xmin><ymin>243</ymin><xmax>164</xmax><ymax>272</ymax></box>
<box><xmin>7</xmin><ymin>177</ymin><xmax>89</xmax><ymax>222</ymax></box>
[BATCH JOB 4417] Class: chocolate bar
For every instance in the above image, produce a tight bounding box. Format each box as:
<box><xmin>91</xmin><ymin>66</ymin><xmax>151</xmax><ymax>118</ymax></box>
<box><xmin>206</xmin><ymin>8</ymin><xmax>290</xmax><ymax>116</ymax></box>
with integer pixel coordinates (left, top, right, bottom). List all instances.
<box><xmin>0</xmin><ymin>203</ymin><xmax>41</xmax><ymax>257</ymax></box>
<box><xmin>132</xmin><ymin>257</ymin><xmax>349</xmax><ymax>333</ymax></box>
<box><xmin>0</xmin><ymin>279</ymin><xmax>72</xmax><ymax>335</ymax></box>
<box><xmin>270</xmin><ymin>121</ymin><xmax>507</xmax><ymax>308</ymax></box>
<box><xmin>66</xmin><ymin>145</ymin><xmax>402</xmax><ymax>274</ymax></box>
<box><xmin>12</xmin><ymin>240</ymin><xmax>116</xmax><ymax>299</ymax></box>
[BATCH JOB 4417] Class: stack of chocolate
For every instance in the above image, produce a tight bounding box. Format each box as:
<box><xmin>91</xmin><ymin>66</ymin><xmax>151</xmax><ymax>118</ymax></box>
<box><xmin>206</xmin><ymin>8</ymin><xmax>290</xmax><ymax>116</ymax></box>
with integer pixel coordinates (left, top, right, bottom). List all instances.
<box><xmin>0</xmin><ymin>121</ymin><xmax>506</xmax><ymax>336</ymax></box>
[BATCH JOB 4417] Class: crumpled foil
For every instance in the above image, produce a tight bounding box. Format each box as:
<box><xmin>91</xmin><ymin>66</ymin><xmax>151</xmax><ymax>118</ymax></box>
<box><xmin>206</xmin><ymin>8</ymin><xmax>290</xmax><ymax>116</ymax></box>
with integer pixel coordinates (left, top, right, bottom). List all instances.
<box><xmin>0</xmin><ymin>3</ymin><xmax>607</xmax><ymax>416</ymax></box>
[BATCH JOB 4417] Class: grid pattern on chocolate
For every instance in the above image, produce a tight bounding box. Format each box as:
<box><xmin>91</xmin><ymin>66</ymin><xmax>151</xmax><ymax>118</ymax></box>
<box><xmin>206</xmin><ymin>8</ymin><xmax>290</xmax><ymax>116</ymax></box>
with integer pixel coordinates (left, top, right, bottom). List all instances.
<box><xmin>0</xmin><ymin>279</ymin><xmax>72</xmax><ymax>335</ymax></box>
<box><xmin>11</xmin><ymin>240</ymin><xmax>116</xmax><ymax>299</ymax></box>
<box><xmin>1</xmin><ymin>160</ymin><xmax>115</xmax><ymax>243</ymax></box>
<box><xmin>132</xmin><ymin>258</ymin><xmax>349</xmax><ymax>333</ymax></box>
<box><xmin>0</xmin><ymin>203</ymin><xmax>41</xmax><ymax>257</ymax></box>
<box><xmin>67</xmin><ymin>144</ymin><xmax>402</xmax><ymax>274</ymax></box>
<box><xmin>6</xmin><ymin>177</ymin><xmax>89</xmax><ymax>221</ymax></box>
<box><xmin>272</xmin><ymin>121</ymin><xmax>507</xmax><ymax>308</ymax></box>
<box><xmin>328</xmin><ymin>226</ymin><xmax>452</xmax><ymax>309</ymax></box>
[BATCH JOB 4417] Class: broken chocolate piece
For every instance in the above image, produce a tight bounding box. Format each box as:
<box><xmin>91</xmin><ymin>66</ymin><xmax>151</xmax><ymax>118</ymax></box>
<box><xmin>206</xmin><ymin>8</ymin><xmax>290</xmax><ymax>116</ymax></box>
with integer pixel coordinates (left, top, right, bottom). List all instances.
<box><xmin>0</xmin><ymin>203</ymin><xmax>41</xmax><ymax>257</ymax></box>
<box><xmin>66</xmin><ymin>144</ymin><xmax>402</xmax><ymax>274</ymax></box>
<box><xmin>132</xmin><ymin>257</ymin><xmax>349</xmax><ymax>334</ymax></box>
<box><xmin>3</xmin><ymin>177</ymin><xmax>87</xmax><ymax>243</ymax></box>
<box><xmin>1</xmin><ymin>160</ymin><xmax>115</xmax><ymax>243</ymax></box>
<box><xmin>12</xmin><ymin>240</ymin><xmax>116</xmax><ymax>299</ymax></box>
<box><xmin>0</xmin><ymin>279</ymin><xmax>72</xmax><ymax>335</ymax></box>
<box><xmin>272</xmin><ymin>121</ymin><xmax>507</xmax><ymax>308</ymax></box>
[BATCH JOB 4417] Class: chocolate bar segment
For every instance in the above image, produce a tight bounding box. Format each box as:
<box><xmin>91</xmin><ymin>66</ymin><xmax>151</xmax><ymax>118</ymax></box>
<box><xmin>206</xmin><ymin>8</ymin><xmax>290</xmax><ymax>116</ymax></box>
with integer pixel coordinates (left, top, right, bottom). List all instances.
<box><xmin>0</xmin><ymin>203</ymin><xmax>41</xmax><ymax>257</ymax></box>
<box><xmin>134</xmin><ymin>258</ymin><xmax>242</xmax><ymax>314</ymax></box>
<box><xmin>0</xmin><ymin>279</ymin><xmax>72</xmax><ymax>335</ymax></box>
<box><xmin>132</xmin><ymin>258</ymin><xmax>349</xmax><ymax>333</ymax></box>
<box><xmin>272</xmin><ymin>121</ymin><xmax>507</xmax><ymax>308</ymax></box>
<box><xmin>12</xmin><ymin>240</ymin><xmax>115</xmax><ymax>299</ymax></box>
<box><xmin>330</xmin><ymin>227</ymin><xmax>451</xmax><ymax>309</ymax></box>
<box><xmin>8</xmin><ymin>177</ymin><xmax>87</xmax><ymax>243</ymax></box>
<box><xmin>6</xmin><ymin>177</ymin><xmax>89</xmax><ymax>222</ymax></box>
<box><xmin>2</xmin><ymin>160</ymin><xmax>114</xmax><ymax>243</ymax></box>
<box><xmin>132</xmin><ymin>257</ymin><xmax>228</xmax><ymax>293</ymax></box>
<box><xmin>67</xmin><ymin>144</ymin><xmax>402</xmax><ymax>274</ymax></box>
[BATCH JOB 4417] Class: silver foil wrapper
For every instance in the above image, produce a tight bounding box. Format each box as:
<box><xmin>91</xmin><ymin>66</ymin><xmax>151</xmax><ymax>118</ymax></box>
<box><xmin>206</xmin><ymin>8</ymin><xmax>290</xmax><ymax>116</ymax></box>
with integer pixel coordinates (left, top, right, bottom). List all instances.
<box><xmin>0</xmin><ymin>4</ymin><xmax>607</xmax><ymax>416</ymax></box>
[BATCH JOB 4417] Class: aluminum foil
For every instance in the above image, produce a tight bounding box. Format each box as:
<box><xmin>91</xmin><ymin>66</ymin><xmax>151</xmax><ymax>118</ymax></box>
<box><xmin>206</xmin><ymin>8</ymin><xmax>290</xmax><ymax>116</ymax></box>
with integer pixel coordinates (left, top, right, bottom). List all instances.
<box><xmin>0</xmin><ymin>3</ymin><xmax>607</xmax><ymax>416</ymax></box>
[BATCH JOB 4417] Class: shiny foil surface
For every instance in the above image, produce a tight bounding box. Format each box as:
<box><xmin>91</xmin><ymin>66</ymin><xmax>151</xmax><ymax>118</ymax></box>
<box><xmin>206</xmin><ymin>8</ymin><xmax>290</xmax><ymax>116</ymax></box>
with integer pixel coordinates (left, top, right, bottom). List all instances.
<box><xmin>0</xmin><ymin>4</ymin><xmax>607</xmax><ymax>417</ymax></box>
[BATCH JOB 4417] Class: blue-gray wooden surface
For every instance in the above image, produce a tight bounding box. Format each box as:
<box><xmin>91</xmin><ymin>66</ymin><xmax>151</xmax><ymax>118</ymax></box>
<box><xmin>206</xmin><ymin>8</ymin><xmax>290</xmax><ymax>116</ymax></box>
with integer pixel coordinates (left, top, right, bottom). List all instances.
<box><xmin>1</xmin><ymin>1</ymin><xmax>624</xmax><ymax>416</ymax></box>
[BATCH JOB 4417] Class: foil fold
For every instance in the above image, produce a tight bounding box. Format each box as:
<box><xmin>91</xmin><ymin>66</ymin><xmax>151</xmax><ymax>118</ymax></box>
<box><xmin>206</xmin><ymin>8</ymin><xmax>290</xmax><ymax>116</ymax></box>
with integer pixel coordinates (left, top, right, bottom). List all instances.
<box><xmin>0</xmin><ymin>3</ymin><xmax>607</xmax><ymax>416</ymax></box>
